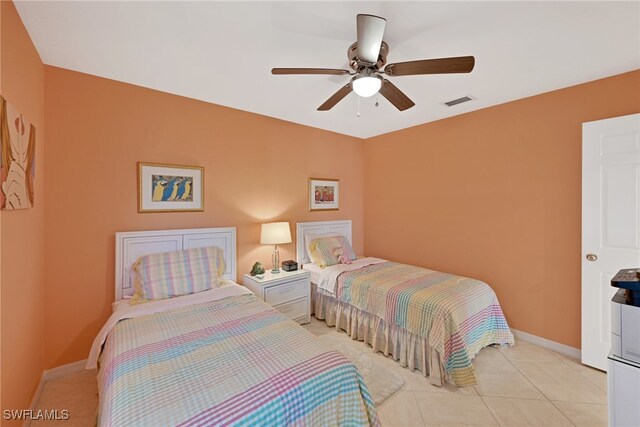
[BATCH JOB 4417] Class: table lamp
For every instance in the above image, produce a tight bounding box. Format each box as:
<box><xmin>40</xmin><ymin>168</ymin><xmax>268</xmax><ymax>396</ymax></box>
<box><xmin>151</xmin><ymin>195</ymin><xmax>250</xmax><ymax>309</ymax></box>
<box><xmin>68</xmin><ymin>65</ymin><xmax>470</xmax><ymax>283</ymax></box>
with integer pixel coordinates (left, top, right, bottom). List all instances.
<box><xmin>260</xmin><ymin>222</ymin><xmax>292</xmax><ymax>274</ymax></box>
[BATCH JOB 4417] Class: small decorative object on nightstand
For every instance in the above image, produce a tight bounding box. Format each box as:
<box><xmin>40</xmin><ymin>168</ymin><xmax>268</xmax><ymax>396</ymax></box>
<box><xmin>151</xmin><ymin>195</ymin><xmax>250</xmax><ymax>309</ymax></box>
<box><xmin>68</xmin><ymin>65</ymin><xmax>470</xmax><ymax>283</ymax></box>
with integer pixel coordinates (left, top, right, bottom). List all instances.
<box><xmin>243</xmin><ymin>269</ymin><xmax>311</xmax><ymax>325</ymax></box>
<box><xmin>282</xmin><ymin>260</ymin><xmax>298</xmax><ymax>272</ymax></box>
<box><xmin>250</xmin><ymin>261</ymin><xmax>265</xmax><ymax>277</ymax></box>
<box><xmin>260</xmin><ymin>222</ymin><xmax>292</xmax><ymax>274</ymax></box>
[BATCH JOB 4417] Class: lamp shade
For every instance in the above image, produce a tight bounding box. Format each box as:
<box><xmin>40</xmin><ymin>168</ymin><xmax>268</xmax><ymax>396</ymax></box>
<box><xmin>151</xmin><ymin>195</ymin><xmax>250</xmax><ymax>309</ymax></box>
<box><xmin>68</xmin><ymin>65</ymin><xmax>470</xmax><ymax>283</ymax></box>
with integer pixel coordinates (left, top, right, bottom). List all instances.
<box><xmin>260</xmin><ymin>222</ymin><xmax>292</xmax><ymax>245</ymax></box>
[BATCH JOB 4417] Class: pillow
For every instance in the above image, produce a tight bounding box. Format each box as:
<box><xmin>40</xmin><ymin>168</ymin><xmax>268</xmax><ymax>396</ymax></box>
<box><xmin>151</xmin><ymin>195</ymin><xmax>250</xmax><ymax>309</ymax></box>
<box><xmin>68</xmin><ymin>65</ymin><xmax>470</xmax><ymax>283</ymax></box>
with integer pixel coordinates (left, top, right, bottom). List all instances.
<box><xmin>304</xmin><ymin>232</ymin><xmax>340</xmax><ymax>261</ymax></box>
<box><xmin>131</xmin><ymin>246</ymin><xmax>225</xmax><ymax>303</ymax></box>
<box><xmin>308</xmin><ymin>235</ymin><xmax>357</xmax><ymax>268</ymax></box>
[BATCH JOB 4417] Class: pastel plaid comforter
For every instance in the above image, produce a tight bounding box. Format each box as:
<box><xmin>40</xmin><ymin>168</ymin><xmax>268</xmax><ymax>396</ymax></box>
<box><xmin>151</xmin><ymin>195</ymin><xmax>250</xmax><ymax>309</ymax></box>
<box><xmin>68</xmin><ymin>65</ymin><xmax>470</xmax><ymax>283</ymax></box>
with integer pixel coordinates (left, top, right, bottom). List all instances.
<box><xmin>335</xmin><ymin>262</ymin><xmax>514</xmax><ymax>386</ymax></box>
<box><xmin>97</xmin><ymin>294</ymin><xmax>380</xmax><ymax>426</ymax></box>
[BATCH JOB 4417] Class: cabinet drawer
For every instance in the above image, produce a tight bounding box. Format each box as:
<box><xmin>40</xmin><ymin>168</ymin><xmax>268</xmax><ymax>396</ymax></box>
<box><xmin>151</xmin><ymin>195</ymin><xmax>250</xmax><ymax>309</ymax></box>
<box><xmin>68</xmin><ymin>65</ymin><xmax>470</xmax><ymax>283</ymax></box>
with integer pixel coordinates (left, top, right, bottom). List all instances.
<box><xmin>264</xmin><ymin>279</ymin><xmax>308</xmax><ymax>305</ymax></box>
<box><xmin>274</xmin><ymin>298</ymin><xmax>307</xmax><ymax>321</ymax></box>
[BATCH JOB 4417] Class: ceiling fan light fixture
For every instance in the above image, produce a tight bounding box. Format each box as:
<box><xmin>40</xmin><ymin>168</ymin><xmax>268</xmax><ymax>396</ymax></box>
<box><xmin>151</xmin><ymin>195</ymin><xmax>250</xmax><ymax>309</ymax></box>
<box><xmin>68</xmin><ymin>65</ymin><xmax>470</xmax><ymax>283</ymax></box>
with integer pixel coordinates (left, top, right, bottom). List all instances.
<box><xmin>351</xmin><ymin>73</ymin><xmax>382</xmax><ymax>98</ymax></box>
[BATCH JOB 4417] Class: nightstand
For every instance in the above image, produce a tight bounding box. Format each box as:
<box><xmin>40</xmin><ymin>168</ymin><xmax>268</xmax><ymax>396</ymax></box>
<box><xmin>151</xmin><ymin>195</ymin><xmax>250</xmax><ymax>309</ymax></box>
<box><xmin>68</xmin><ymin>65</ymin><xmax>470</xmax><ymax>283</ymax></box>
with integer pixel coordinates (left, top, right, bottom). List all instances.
<box><xmin>243</xmin><ymin>269</ymin><xmax>310</xmax><ymax>325</ymax></box>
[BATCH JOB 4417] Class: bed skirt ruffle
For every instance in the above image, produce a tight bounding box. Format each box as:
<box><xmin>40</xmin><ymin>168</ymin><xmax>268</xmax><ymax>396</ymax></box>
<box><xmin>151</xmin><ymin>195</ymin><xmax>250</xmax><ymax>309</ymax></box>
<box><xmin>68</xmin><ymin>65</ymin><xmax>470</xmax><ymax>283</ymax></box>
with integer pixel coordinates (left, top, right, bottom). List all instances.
<box><xmin>312</xmin><ymin>284</ymin><xmax>447</xmax><ymax>386</ymax></box>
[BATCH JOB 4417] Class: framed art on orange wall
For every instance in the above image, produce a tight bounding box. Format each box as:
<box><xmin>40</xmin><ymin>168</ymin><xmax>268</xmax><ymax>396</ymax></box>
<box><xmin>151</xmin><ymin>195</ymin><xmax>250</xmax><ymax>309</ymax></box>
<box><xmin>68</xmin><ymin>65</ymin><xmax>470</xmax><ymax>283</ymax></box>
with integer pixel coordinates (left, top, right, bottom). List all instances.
<box><xmin>138</xmin><ymin>162</ymin><xmax>204</xmax><ymax>212</ymax></box>
<box><xmin>0</xmin><ymin>96</ymin><xmax>36</xmax><ymax>210</ymax></box>
<box><xmin>309</xmin><ymin>177</ymin><xmax>339</xmax><ymax>211</ymax></box>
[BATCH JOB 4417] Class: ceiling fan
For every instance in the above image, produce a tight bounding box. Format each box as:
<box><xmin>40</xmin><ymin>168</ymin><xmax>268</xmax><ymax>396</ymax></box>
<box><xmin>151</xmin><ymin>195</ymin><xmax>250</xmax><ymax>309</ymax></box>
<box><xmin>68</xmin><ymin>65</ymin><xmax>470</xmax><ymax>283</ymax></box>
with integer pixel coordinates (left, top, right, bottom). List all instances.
<box><xmin>272</xmin><ymin>14</ymin><xmax>475</xmax><ymax>112</ymax></box>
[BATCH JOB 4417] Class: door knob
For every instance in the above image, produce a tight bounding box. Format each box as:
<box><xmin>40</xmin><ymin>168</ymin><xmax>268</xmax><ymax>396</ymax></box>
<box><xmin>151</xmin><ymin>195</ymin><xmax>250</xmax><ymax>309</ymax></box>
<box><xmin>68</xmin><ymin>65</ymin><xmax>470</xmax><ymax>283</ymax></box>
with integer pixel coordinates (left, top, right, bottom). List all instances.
<box><xmin>586</xmin><ymin>254</ymin><xmax>598</xmax><ymax>261</ymax></box>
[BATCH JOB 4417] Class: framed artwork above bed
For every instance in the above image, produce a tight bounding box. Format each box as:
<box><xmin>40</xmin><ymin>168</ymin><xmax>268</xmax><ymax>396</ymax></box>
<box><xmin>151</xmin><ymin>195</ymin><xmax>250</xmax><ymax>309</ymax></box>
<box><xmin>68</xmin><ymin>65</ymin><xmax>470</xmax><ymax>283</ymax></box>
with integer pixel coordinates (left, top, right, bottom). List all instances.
<box><xmin>309</xmin><ymin>177</ymin><xmax>339</xmax><ymax>211</ymax></box>
<box><xmin>138</xmin><ymin>162</ymin><xmax>204</xmax><ymax>212</ymax></box>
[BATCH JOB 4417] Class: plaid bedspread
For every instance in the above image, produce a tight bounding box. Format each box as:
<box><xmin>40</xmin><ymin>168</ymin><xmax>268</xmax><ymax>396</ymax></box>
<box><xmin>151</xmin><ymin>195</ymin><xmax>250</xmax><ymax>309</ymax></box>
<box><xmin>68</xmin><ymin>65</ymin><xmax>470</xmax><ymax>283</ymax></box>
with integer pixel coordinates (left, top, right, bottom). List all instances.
<box><xmin>98</xmin><ymin>294</ymin><xmax>380</xmax><ymax>426</ymax></box>
<box><xmin>336</xmin><ymin>262</ymin><xmax>514</xmax><ymax>386</ymax></box>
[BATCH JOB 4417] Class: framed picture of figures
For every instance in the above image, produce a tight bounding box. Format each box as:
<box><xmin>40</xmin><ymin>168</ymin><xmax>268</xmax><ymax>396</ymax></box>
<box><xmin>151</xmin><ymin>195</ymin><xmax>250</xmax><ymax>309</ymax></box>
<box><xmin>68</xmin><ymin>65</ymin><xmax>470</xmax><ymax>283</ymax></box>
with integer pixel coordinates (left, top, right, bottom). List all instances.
<box><xmin>0</xmin><ymin>96</ymin><xmax>36</xmax><ymax>210</ymax></box>
<box><xmin>309</xmin><ymin>177</ymin><xmax>339</xmax><ymax>211</ymax></box>
<box><xmin>138</xmin><ymin>163</ymin><xmax>204</xmax><ymax>212</ymax></box>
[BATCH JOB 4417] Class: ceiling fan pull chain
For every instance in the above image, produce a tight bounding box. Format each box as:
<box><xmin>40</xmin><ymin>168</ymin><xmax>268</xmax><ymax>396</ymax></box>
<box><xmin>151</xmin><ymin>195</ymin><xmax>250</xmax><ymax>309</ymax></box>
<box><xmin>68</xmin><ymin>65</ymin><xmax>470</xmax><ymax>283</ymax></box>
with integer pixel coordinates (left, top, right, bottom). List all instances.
<box><xmin>357</xmin><ymin>95</ymin><xmax>361</xmax><ymax>117</ymax></box>
<box><xmin>375</xmin><ymin>95</ymin><xmax>379</xmax><ymax>108</ymax></box>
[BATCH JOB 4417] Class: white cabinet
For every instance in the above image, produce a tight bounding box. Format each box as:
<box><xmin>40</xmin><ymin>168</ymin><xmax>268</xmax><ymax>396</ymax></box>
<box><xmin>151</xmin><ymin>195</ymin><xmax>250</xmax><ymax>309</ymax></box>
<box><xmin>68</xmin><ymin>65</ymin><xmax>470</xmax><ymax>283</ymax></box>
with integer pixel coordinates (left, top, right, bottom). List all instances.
<box><xmin>608</xmin><ymin>354</ymin><xmax>640</xmax><ymax>427</ymax></box>
<box><xmin>243</xmin><ymin>270</ymin><xmax>310</xmax><ymax>325</ymax></box>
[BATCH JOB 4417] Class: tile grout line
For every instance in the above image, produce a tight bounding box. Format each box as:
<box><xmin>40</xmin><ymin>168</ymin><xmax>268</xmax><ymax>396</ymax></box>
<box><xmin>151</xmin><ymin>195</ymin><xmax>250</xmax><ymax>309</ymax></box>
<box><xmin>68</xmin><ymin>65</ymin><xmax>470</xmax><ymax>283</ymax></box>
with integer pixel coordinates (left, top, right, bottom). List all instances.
<box><xmin>580</xmin><ymin>374</ymin><xmax>608</xmax><ymax>393</ymax></box>
<box><xmin>480</xmin><ymin>346</ymin><xmax>551</xmax><ymax>400</ymax></box>
<box><xmin>550</xmin><ymin>400</ymin><xmax>608</xmax><ymax>407</ymax></box>
<box><xmin>548</xmin><ymin>399</ymin><xmax>579</xmax><ymax>427</ymax></box>
<box><xmin>498</xmin><ymin>341</ymin><xmax>608</xmax><ymax>396</ymax></box>
<box><xmin>411</xmin><ymin>391</ymin><xmax>428</xmax><ymax>427</ymax></box>
<box><xmin>537</xmin><ymin>347</ymin><xmax>608</xmax><ymax>394</ymax></box>
<box><xmin>503</xmin><ymin>352</ymin><xmax>608</xmax><ymax>405</ymax></box>
<box><xmin>475</xmin><ymin>392</ymin><xmax>547</xmax><ymax>402</ymax></box>
<box><xmin>556</xmin><ymin>357</ymin><xmax>609</xmax><ymax>394</ymax></box>
<box><xmin>499</xmin><ymin>351</ymin><xmax>604</xmax><ymax>425</ymax></box>
<box><xmin>483</xmin><ymin>344</ymin><xmax>579</xmax><ymax>426</ymax></box>
<box><xmin>498</xmin><ymin>349</ymin><xmax>560</xmax><ymax>403</ymax></box>
<box><xmin>477</xmin><ymin>395</ymin><xmax>502</xmax><ymax>426</ymax></box>
<box><xmin>503</xmin><ymin>354</ymin><xmax>549</xmax><ymax>392</ymax></box>
<box><xmin>477</xmin><ymin>348</ymin><xmax>557</xmax><ymax>426</ymax></box>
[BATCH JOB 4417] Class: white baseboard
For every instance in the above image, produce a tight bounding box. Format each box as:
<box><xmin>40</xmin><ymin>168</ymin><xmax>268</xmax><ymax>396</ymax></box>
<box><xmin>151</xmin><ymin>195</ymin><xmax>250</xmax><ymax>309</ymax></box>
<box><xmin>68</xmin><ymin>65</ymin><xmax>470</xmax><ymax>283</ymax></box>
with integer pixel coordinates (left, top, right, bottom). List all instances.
<box><xmin>26</xmin><ymin>376</ymin><xmax>45</xmax><ymax>426</ymax></box>
<box><xmin>41</xmin><ymin>359</ymin><xmax>87</xmax><ymax>382</ymax></box>
<box><xmin>28</xmin><ymin>360</ymin><xmax>88</xmax><ymax>412</ymax></box>
<box><xmin>511</xmin><ymin>328</ymin><xmax>581</xmax><ymax>360</ymax></box>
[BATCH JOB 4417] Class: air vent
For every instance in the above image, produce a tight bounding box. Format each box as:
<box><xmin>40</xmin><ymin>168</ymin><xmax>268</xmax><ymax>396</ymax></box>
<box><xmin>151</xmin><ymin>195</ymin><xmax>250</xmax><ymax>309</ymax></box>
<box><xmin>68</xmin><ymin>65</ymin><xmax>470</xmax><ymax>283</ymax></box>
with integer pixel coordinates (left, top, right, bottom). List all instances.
<box><xmin>442</xmin><ymin>95</ymin><xmax>474</xmax><ymax>107</ymax></box>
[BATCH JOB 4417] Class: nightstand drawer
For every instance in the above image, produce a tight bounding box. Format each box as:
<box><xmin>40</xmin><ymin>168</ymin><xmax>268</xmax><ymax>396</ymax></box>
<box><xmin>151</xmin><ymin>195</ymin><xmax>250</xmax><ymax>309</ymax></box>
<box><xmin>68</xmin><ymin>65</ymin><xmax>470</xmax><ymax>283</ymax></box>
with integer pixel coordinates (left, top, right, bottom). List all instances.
<box><xmin>274</xmin><ymin>298</ymin><xmax>307</xmax><ymax>320</ymax></box>
<box><xmin>264</xmin><ymin>279</ymin><xmax>307</xmax><ymax>306</ymax></box>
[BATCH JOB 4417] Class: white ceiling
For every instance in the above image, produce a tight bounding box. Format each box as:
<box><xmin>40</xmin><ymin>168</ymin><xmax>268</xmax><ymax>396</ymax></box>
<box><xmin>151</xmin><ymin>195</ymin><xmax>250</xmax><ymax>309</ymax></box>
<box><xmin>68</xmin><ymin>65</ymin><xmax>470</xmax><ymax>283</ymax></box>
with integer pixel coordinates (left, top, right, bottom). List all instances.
<box><xmin>15</xmin><ymin>1</ymin><xmax>640</xmax><ymax>139</ymax></box>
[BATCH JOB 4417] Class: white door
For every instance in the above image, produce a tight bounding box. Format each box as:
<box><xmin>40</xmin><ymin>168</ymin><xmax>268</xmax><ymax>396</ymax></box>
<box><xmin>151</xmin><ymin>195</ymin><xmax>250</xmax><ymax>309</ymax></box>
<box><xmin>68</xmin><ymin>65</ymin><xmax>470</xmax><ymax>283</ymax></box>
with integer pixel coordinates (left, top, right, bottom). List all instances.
<box><xmin>582</xmin><ymin>113</ymin><xmax>640</xmax><ymax>371</ymax></box>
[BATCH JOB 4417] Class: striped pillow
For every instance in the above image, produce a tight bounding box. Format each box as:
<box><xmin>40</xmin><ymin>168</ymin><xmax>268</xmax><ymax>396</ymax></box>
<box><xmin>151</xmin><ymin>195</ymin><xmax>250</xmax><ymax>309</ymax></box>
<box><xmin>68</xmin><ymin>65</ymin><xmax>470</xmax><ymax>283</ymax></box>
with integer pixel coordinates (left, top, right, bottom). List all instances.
<box><xmin>131</xmin><ymin>246</ymin><xmax>226</xmax><ymax>302</ymax></box>
<box><xmin>308</xmin><ymin>236</ymin><xmax>357</xmax><ymax>268</ymax></box>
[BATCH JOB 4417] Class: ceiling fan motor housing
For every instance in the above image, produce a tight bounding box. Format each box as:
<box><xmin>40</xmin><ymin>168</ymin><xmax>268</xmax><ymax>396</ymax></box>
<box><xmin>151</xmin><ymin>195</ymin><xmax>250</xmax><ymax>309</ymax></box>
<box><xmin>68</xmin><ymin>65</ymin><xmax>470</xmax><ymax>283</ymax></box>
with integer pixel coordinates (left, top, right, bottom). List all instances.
<box><xmin>348</xmin><ymin>41</ymin><xmax>389</xmax><ymax>71</ymax></box>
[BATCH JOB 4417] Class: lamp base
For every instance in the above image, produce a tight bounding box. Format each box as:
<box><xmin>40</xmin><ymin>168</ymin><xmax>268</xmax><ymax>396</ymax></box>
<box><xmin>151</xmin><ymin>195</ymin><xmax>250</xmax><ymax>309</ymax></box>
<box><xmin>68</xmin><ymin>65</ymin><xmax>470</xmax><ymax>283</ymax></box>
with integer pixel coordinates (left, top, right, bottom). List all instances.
<box><xmin>271</xmin><ymin>245</ymin><xmax>280</xmax><ymax>274</ymax></box>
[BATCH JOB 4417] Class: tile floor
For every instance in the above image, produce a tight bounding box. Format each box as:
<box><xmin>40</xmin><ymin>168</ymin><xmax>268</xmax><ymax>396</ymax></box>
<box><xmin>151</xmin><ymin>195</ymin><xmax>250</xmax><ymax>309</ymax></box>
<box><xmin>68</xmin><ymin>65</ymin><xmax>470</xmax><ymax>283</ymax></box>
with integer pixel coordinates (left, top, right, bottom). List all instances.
<box><xmin>306</xmin><ymin>318</ymin><xmax>608</xmax><ymax>427</ymax></box>
<box><xmin>32</xmin><ymin>317</ymin><xmax>608</xmax><ymax>427</ymax></box>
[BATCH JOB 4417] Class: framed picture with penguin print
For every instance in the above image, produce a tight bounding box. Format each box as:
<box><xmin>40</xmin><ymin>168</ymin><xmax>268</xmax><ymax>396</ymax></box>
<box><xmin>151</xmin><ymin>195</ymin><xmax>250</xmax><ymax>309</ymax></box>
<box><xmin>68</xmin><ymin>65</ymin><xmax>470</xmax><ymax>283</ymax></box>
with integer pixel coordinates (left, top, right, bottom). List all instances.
<box><xmin>138</xmin><ymin>163</ymin><xmax>204</xmax><ymax>212</ymax></box>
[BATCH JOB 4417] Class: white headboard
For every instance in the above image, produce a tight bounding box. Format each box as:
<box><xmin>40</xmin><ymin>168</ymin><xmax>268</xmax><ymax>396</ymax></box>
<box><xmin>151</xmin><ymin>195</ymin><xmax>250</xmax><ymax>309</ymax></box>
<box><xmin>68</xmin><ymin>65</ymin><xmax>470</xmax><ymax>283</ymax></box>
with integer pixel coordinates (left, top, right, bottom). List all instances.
<box><xmin>115</xmin><ymin>227</ymin><xmax>237</xmax><ymax>300</ymax></box>
<box><xmin>296</xmin><ymin>220</ymin><xmax>352</xmax><ymax>264</ymax></box>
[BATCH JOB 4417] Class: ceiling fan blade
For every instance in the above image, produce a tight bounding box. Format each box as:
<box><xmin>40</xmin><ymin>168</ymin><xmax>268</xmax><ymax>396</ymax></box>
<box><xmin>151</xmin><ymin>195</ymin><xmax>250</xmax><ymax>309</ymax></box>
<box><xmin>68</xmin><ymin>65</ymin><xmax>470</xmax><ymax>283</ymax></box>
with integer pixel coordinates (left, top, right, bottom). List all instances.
<box><xmin>356</xmin><ymin>14</ymin><xmax>387</xmax><ymax>64</ymax></box>
<box><xmin>385</xmin><ymin>56</ymin><xmax>475</xmax><ymax>77</ymax></box>
<box><xmin>272</xmin><ymin>68</ymin><xmax>350</xmax><ymax>75</ymax></box>
<box><xmin>317</xmin><ymin>84</ymin><xmax>352</xmax><ymax>111</ymax></box>
<box><xmin>379</xmin><ymin>80</ymin><xmax>415</xmax><ymax>111</ymax></box>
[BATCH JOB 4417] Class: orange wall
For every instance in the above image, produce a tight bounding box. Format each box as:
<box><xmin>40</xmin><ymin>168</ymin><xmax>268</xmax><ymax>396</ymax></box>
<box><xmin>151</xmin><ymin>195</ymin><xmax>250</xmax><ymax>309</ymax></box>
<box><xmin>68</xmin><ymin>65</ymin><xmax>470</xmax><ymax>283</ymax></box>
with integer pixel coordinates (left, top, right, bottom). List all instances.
<box><xmin>1</xmin><ymin>0</ymin><xmax>3</xmax><ymax>412</ymax></box>
<box><xmin>0</xmin><ymin>0</ymin><xmax>46</xmax><ymax>421</ymax></box>
<box><xmin>1</xmin><ymin>0</ymin><xmax>4</xmax><ymax>412</ymax></box>
<box><xmin>41</xmin><ymin>66</ymin><xmax>640</xmax><ymax>368</ymax></box>
<box><xmin>364</xmin><ymin>70</ymin><xmax>640</xmax><ymax>349</ymax></box>
<box><xmin>43</xmin><ymin>66</ymin><xmax>364</xmax><ymax>368</ymax></box>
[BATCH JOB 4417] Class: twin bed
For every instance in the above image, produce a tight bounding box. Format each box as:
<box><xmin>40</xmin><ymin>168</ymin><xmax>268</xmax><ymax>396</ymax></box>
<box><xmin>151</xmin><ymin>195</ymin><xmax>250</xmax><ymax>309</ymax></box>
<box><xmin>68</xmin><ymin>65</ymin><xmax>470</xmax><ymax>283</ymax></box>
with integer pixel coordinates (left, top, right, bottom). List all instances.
<box><xmin>88</xmin><ymin>228</ymin><xmax>379</xmax><ymax>426</ymax></box>
<box><xmin>89</xmin><ymin>222</ymin><xmax>513</xmax><ymax>426</ymax></box>
<box><xmin>296</xmin><ymin>221</ymin><xmax>514</xmax><ymax>387</ymax></box>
